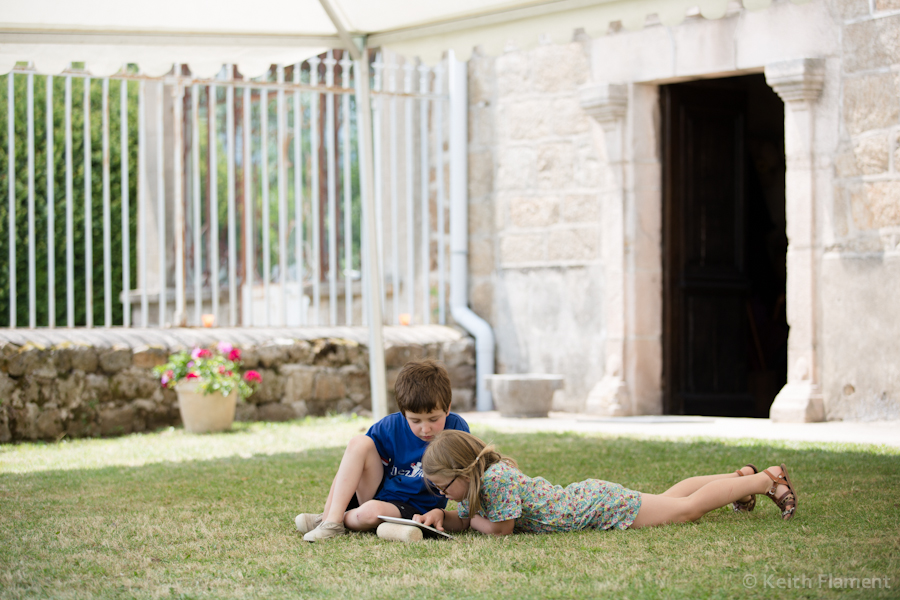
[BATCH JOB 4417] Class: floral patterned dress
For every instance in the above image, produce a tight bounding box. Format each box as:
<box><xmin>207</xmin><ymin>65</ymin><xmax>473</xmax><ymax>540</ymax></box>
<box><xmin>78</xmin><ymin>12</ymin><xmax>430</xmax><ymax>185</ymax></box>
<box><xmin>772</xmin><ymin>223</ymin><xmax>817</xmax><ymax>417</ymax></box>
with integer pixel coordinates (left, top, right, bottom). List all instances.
<box><xmin>456</xmin><ymin>461</ymin><xmax>642</xmax><ymax>533</ymax></box>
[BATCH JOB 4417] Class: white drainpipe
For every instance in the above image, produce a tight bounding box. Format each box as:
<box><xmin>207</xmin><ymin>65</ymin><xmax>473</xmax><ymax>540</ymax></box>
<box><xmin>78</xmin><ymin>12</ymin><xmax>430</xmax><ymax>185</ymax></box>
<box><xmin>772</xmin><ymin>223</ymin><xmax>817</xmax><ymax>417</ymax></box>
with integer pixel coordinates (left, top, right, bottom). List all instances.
<box><xmin>448</xmin><ymin>51</ymin><xmax>495</xmax><ymax>411</ymax></box>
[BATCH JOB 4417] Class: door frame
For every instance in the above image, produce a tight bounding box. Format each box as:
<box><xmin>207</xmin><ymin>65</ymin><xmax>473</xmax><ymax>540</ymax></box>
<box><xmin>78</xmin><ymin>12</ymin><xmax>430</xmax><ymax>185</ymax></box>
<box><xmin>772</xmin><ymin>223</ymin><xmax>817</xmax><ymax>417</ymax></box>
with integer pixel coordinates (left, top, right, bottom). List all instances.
<box><xmin>582</xmin><ymin>59</ymin><xmax>825</xmax><ymax>419</ymax></box>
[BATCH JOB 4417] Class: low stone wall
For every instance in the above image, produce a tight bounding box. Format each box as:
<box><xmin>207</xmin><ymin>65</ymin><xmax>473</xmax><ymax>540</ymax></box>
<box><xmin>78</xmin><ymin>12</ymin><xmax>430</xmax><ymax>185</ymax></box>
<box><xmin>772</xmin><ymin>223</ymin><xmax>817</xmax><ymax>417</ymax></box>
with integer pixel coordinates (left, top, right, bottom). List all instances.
<box><xmin>0</xmin><ymin>325</ymin><xmax>476</xmax><ymax>442</ymax></box>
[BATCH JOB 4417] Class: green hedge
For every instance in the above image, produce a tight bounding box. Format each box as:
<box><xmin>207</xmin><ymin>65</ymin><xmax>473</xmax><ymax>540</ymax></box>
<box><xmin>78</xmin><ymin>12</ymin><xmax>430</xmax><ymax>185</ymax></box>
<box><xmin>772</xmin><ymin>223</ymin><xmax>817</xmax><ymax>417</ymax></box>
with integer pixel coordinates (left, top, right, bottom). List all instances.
<box><xmin>0</xmin><ymin>71</ymin><xmax>138</xmax><ymax>327</ymax></box>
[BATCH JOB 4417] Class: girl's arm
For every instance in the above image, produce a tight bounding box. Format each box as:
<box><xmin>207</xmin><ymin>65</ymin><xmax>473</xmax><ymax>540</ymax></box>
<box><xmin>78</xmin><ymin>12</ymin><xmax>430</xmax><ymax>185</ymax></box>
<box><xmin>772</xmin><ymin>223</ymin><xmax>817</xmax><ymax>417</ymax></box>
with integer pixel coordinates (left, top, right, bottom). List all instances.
<box><xmin>414</xmin><ymin>509</ymin><xmax>471</xmax><ymax>532</ymax></box>
<box><xmin>470</xmin><ymin>514</ymin><xmax>515</xmax><ymax>536</ymax></box>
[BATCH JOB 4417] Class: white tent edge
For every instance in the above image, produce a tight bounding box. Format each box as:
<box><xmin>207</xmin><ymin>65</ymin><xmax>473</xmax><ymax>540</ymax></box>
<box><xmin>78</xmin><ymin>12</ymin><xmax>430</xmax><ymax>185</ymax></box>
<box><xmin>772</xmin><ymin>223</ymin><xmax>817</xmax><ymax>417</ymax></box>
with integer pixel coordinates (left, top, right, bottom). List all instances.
<box><xmin>0</xmin><ymin>0</ymin><xmax>812</xmax><ymax>73</ymax></box>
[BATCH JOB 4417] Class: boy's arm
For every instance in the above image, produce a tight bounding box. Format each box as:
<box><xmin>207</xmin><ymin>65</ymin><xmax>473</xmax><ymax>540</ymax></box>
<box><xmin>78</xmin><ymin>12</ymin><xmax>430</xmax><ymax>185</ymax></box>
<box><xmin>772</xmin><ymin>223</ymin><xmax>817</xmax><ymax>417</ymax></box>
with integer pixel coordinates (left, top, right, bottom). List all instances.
<box><xmin>414</xmin><ymin>509</ymin><xmax>470</xmax><ymax>532</ymax></box>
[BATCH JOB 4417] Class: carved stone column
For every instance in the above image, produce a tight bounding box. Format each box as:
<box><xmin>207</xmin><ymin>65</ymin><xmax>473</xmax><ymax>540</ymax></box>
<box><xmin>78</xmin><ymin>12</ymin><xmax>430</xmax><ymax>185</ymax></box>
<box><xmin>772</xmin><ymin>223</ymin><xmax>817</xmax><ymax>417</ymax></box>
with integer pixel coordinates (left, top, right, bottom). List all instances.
<box><xmin>579</xmin><ymin>84</ymin><xmax>630</xmax><ymax>416</ymax></box>
<box><xmin>765</xmin><ymin>58</ymin><xmax>826</xmax><ymax>422</ymax></box>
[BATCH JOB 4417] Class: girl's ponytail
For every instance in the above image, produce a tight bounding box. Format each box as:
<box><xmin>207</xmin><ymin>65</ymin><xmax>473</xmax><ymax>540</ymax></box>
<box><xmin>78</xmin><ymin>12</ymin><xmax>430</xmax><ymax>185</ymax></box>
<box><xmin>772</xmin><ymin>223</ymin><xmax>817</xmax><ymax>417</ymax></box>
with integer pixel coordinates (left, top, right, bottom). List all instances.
<box><xmin>422</xmin><ymin>430</ymin><xmax>516</xmax><ymax>516</ymax></box>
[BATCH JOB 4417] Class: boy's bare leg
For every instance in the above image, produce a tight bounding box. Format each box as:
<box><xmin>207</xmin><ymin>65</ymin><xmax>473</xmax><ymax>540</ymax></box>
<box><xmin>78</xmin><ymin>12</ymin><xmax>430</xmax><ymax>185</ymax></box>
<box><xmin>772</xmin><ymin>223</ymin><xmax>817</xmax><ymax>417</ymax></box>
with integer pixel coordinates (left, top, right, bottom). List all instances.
<box><xmin>344</xmin><ymin>500</ymin><xmax>402</xmax><ymax>531</ymax></box>
<box><xmin>321</xmin><ymin>435</ymin><xmax>385</xmax><ymax>524</ymax></box>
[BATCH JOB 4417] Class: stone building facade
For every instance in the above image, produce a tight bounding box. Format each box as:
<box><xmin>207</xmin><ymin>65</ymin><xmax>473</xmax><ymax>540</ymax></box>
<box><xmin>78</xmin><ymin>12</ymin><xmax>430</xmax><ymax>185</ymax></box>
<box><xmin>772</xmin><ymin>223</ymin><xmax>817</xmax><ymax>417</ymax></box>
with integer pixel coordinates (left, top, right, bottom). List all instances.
<box><xmin>466</xmin><ymin>0</ymin><xmax>900</xmax><ymax>421</ymax></box>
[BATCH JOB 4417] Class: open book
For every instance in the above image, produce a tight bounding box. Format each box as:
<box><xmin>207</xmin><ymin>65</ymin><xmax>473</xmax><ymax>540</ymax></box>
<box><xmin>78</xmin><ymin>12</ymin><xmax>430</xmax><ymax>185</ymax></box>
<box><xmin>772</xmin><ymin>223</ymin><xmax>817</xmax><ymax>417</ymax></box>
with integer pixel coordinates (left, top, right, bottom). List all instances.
<box><xmin>378</xmin><ymin>516</ymin><xmax>453</xmax><ymax>539</ymax></box>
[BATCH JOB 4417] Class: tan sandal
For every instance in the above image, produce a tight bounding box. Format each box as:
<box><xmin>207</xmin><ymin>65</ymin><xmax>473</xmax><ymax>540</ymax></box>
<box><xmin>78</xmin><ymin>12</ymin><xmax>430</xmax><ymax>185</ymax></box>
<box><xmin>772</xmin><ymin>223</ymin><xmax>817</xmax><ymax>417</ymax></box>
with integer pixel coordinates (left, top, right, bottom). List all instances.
<box><xmin>732</xmin><ymin>464</ymin><xmax>758</xmax><ymax>513</ymax></box>
<box><xmin>764</xmin><ymin>464</ymin><xmax>798</xmax><ymax>521</ymax></box>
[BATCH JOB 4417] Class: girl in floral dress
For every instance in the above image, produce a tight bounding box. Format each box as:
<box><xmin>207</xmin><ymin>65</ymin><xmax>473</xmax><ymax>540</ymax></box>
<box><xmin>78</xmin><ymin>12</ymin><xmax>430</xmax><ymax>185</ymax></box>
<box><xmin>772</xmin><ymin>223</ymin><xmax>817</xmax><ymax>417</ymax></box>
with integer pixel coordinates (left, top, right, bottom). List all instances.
<box><xmin>414</xmin><ymin>431</ymin><xmax>797</xmax><ymax>535</ymax></box>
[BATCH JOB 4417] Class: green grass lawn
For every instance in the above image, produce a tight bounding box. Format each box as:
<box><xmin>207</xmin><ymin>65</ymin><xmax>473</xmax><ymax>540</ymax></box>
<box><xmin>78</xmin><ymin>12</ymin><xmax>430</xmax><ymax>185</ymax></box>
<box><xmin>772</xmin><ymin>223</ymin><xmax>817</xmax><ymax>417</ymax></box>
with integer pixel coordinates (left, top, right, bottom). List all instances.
<box><xmin>1</xmin><ymin>416</ymin><xmax>898</xmax><ymax>599</ymax></box>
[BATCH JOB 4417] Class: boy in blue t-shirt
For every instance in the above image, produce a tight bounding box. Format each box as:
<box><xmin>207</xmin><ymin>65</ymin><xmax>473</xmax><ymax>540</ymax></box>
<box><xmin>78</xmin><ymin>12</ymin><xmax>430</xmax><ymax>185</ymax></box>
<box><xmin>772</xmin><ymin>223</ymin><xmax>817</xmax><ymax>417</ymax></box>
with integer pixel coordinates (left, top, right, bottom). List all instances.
<box><xmin>296</xmin><ymin>359</ymin><xmax>470</xmax><ymax>541</ymax></box>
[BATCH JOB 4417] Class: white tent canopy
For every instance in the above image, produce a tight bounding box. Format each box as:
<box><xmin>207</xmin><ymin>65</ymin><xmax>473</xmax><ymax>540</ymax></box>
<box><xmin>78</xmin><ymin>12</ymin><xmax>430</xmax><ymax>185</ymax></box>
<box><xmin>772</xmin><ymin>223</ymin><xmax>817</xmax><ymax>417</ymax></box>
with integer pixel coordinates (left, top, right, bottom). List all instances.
<box><xmin>1</xmin><ymin>0</ymin><xmax>809</xmax><ymax>74</ymax></box>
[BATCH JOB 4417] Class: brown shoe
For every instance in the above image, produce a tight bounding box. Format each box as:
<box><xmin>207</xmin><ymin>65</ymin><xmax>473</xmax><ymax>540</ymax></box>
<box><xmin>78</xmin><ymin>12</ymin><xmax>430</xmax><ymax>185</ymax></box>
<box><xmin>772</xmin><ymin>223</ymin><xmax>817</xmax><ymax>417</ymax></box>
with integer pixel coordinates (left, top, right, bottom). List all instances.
<box><xmin>764</xmin><ymin>464</ymin><xmax>798</xmax><ymax>520</ymax></box>
<box><xmin>732</xmin><ymin>464</ymin><xmax>758</xmax><ymax>513</ymax></box>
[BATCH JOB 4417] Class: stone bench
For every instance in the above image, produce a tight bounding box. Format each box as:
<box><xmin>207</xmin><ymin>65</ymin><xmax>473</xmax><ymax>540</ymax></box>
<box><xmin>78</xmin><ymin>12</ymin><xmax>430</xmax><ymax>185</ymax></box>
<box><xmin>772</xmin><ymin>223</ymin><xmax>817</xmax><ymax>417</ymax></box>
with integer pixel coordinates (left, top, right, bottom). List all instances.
<box><xmin>0</xmin><ymin>325</ymin><xmax>475</xmax><ymax>442</ymax></box>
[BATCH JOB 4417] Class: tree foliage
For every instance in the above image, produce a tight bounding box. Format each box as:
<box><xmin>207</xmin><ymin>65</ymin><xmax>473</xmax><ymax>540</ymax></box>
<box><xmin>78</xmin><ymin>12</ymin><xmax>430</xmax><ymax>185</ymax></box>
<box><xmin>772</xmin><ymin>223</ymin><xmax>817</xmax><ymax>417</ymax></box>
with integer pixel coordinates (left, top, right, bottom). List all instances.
<box><xmin>0</xmin><ymin>71</ymin><xmax>138</xmax><ymax>327</ymax></box>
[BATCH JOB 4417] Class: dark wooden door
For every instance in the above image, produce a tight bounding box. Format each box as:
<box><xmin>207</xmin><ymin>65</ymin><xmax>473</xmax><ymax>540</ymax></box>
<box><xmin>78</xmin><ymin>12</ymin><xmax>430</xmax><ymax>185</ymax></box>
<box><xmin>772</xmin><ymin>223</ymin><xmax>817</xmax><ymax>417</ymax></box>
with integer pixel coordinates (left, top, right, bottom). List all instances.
<box><xmin>662</xmin><ymin>84</ymin><xmax>755</xmax><ymax>417</ymax></box>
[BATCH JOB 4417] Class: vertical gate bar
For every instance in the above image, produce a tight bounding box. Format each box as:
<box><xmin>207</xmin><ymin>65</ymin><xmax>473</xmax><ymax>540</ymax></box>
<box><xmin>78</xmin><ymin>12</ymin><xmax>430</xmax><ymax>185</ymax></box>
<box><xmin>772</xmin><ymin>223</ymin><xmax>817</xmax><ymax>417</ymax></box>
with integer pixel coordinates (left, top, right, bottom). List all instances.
<box><xmin>192</xmin><ymin>83</ymin><xmax>202</xmax><ymax>324</ymax></box>
<box><xmin>120</xmin><ymin>75</ymin><xmax>131</xmax><ymax>327</ymax></box>
<box><xmin>173</xmin><ymin>68</ymin><xmax>185</xmax><ymax>326</ymax></box>
<box><xmin>403</xmin><ymin>63</ymin><xmax>414</xmax><ymax>322</ymax></box>
<box><xmin>27</xmin><ymin>72</ymin><xmax>35</xmax><ymax>328</ymax></box>
<box><xmin>65</xmin><ymin>74</ymin><xmax>74</xmax><ymax>327</ymax></box>
<box><xmin>209</xmin><ymin>82</ymin><xmax>219</xmax><ymax>324</ymax></box>
<box><xmin>309</xmin><ymin>56</ymin><xmax>320</xmax><ymax>325</ymax></box>
<box><xmin>46</xmin><ymin>74</ymin><xmax>56</xmax><ymax>328</ymax></box>
<box><xmin>139</xmin><ymin>79</ymin><xmax>148</xmax><ymax>326</ymax></box>
<box><xmin>7</xmin><ymin>73</ymin><xmax>15</xmax><ymax>328</ymax></box>
<box><xmin>276</xmin><ymin>65</ymin><xmax>288</xmax><ymax>326</ymax></box>
<box><xmin>260</xmin><ymin>83</ymin><xmax>270</xmax><ymax>326</ymax></box>
<box><xmin>372</xmin><ymin>55</ymin><xmax>385</xmax><ymax>323</ymax></box>
<box><xmin>325</xmin><ymin>51</ymin><xmax>337</xmax><ymax>326</ymax></box>
<box><xmin>293</xmin><ymin>63</ymin><xmax>304</xmax><ymax>325</ymax></box>
<box><xmin>418</xmin><ymin>64</ymin><xmax>430</xmax><ymax>325</ymax></box>
<box><xmin>242</xmin><ymin>86</ymin><xmax>253</xmax><ymax>325</ymax></box>
<box><xmin>340</xmin><ymin>55</ymin><xmax>353</xmax><ymax>324</ymax></box>
<box><xmin>359</xmin><ymin>123</ymin><xmax>367</xmax><ymax>325</ymax></box>
<box><xmin>156</xmin><ymin>79</ymin><xmax>165</xmax><ymax>327</ymax></box>
<box><xmin>102</xmin><ymin>77</ymin><xmax>112</xmax><ymax>327</ymax></box>
<box><xmin>357</xmin><ymin>58</ymin><xmax>367</xmax><ymax>329</ymax></box>
<box><xmin>226</xmin><ymin>68</ymin><xmax>237</xmax><ymax>326</ymax></box>
<box><xmin>86</xmin><ymin>76</ymin><xmax>95</xmax><ymax>328</ymax></box>
<box><xmin>388</xmin><ymin>60</ymin><xmax>399</xmax><ymax>325</ymax></box>
<box><xmin>434</xmin><ymin>63</ymin><xmax>445</xmax><ymax>325</ymax></box>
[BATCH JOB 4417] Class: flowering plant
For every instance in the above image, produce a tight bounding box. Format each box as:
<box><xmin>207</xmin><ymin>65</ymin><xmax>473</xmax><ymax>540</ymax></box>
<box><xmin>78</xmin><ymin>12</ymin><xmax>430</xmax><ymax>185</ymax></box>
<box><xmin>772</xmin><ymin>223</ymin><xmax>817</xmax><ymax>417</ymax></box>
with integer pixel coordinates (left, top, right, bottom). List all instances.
<box><xmin>154</xmin><ymin>341</ymin><xmax>262</xmax><ymax>400</ymax></box>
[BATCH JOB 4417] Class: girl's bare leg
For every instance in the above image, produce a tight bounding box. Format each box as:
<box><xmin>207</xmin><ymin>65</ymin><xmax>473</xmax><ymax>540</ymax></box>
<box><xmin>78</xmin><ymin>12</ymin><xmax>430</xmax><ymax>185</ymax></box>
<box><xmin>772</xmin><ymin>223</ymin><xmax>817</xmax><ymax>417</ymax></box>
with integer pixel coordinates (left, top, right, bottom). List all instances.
<box><xmin>629</xmin><ymin>465</ymin><xmax>786</xmax><ymax>529</ymax></box>
<box><xmin>661</xmin><ymin>466</ymin><xmax>756</xmax><ymax>504</ymax></box>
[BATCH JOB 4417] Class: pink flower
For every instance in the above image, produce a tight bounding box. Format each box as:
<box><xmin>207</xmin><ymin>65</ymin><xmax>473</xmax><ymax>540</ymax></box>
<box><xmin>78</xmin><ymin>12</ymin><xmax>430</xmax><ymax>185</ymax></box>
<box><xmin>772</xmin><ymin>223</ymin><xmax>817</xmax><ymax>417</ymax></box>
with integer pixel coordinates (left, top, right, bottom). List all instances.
<box><xmin>228</xmin><ymin>348</ymin><xmax>242</xmax><ymax>362</ymax></box>
<box><xmin>160</xmin><ymin>369</ymin><xmax>174</xmax><ymax>387</ymax></box>
<box><xmin>186</xmin><ymin>372</ymin><xmax>200</xmax><ymax>380</ymax></box>
<box><xmin>217</xmin><ymin>341</ymin><xmax>233</xmax><ymax>355</ymax></box>
<box><xmin>197</xmin><ymin>348</ymin><xmax>213</xmax><ymax>359</ymax></box>
<box><xmin>244</xmin><ymin>370</ymin><xmax>262</xmax><ymax>384</ymax></box>
<box><xmin>191</xmin><ymin>347</ymin><xmax>202</xmax><ymax>360</ymax></box>
<box><xmin>218</xmin><ymin>366</ymin><xmax>226</xmax><ymax>375</ymax></box>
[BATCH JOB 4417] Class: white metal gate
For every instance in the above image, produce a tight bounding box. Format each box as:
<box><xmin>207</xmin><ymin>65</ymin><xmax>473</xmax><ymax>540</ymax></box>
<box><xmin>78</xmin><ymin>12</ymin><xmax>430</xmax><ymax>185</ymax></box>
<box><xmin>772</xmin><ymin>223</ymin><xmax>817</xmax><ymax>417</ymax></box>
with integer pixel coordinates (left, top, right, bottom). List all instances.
<box><xmin>0</xmin><ymin>50</ymin><xmax>456</xmax><ymax>330</ymax></box>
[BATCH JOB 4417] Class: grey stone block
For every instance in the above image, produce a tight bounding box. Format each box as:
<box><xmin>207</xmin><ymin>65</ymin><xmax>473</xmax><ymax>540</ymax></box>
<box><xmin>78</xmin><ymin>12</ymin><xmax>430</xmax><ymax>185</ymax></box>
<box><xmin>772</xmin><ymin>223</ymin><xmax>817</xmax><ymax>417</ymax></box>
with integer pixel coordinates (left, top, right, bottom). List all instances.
<box><xmin>257</xmin><ymin>402</ymin><xmax>297</xmax><ymax>422</ymax></box>
<box><xmin>99</xmin><ymin>346</ymin><xmax>133</xmax><ymax>373</ymax></box>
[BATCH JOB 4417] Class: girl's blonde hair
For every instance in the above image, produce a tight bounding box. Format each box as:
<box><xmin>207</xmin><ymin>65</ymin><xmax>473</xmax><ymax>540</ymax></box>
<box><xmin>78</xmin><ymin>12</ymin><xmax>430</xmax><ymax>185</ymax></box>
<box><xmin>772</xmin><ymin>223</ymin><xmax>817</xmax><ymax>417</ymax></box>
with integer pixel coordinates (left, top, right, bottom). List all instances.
<box><xmin>422</xmin><ymin>430</ymin><xmax>517</xmax><ymax>516</ymax></box>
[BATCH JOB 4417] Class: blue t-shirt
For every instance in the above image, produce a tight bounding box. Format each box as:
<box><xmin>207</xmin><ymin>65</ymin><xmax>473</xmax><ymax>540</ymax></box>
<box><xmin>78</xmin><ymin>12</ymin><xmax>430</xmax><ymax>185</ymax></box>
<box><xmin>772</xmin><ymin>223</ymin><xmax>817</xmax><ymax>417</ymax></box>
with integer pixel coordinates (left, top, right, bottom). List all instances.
<box><xmin>366</xmin><ymin>411</ymin><xmax>470</xmax><ymax>514</ymax></box>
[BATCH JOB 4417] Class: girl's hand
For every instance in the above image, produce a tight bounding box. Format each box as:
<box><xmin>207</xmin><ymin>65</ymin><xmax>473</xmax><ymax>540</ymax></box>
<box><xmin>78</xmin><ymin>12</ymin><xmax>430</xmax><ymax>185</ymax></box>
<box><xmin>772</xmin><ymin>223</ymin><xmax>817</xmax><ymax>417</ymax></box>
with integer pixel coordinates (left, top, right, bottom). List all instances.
<box><xmin>413</xmin><ymin>509</ymin><xmax>445</xmax><ymax>530</ymax></box>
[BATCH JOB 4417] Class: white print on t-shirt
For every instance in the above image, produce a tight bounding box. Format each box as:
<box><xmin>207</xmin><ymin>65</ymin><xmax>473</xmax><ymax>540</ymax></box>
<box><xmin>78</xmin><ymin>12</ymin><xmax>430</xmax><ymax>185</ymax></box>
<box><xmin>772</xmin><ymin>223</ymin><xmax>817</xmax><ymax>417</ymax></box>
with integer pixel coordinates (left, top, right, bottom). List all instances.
<box><xmin>391</xmin><ymin>461</ymin><xmax>424</xmax><ymax>478</ymax></box>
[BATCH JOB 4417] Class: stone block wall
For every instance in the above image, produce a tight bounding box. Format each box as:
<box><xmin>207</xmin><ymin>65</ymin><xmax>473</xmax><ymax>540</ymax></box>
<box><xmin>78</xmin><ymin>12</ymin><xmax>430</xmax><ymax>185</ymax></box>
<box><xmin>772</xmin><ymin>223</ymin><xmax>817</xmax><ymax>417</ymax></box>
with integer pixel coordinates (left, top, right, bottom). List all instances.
<box><xmin>468</xmin><ymin>40</ymin><xmax>607</xmax><ymax>411</ymax></box>
<box><xmin>831</xmin><ymin>1</ymin><xmax>900</xmax><ymax>251</ymax></box>
<box><xmin>0</xmin><ymin>326</ymin><xmax>476</xmax><ymax>442</ymax></box>
<box><xmin>821</xmin><ymin>0</ymin><xmax>900</xmax><ymax>420</ymax></box>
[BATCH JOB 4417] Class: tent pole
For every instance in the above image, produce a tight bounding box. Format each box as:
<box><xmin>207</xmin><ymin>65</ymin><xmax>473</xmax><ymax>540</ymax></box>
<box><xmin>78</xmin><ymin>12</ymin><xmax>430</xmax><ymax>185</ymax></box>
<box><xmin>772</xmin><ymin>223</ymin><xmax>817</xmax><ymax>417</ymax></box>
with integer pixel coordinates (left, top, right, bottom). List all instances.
<box><xmin>317</xmin><ymin>0</ymin><xmax>387</xmax><ymax>418</ymax></box>
<box><xmin>355</xmin><ymin>42</ymin><xmax>388</xmax><ymax>419</ymax></box>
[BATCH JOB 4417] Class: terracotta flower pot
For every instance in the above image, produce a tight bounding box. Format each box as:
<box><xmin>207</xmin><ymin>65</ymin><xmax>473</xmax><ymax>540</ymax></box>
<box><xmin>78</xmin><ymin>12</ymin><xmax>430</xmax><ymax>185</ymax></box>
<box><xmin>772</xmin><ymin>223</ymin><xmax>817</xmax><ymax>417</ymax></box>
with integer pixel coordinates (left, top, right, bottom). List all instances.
<box><xmin>175</xmin><ymin>380</ymin><xmax>237</xmax><ymax>433</ymax></box>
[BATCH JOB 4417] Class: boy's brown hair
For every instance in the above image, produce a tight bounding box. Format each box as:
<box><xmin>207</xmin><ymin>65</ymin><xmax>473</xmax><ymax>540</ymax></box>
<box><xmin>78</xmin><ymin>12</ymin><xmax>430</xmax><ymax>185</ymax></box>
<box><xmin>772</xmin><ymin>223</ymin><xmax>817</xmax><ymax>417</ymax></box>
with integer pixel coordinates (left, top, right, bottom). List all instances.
<box><xmin>394</xmin><ymin>359</ymin><xmax>452</xmax><ymax>415</ymax></box>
